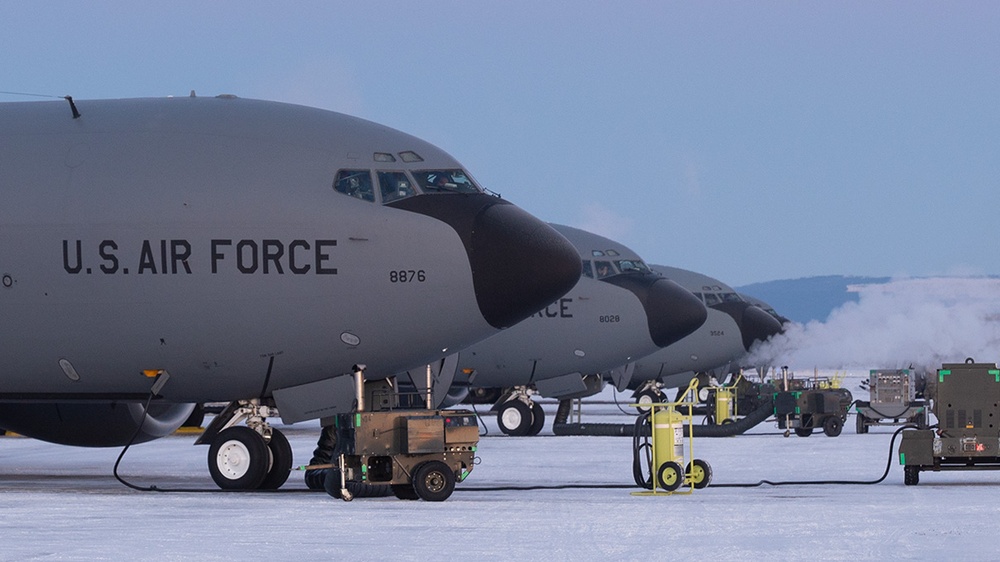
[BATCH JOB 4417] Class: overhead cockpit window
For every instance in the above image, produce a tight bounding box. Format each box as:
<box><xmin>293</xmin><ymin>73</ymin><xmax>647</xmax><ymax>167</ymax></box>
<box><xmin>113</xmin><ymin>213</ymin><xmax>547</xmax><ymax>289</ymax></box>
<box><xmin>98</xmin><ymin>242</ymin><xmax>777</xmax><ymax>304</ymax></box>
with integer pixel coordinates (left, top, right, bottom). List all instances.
<box><xmin>581</xmin><ymin>260</ymin><xmax>594</xmax><ymax>279</ymax></box>
<box><xmin>378</xmin><ymin>171</ymin><xmax>416</xmax><ymax>203</ymax></box>
<box><xmin>594</xmin><ymin>260</ymin><xmax>615</xmax><ymax>279</ymax></box>
<box><xmin>592</xmin><ymin>250</ymin><xmax>605</xmax><ymax>257</ymax></box>
<box><xmin>412</xmin><ymin>170</ymin><xmax>480</xmax><ymax>194</ymax></box>
<box><xmin>399</xmin><ymin>151</ymin><xmax>424</xmax><ymax>163</ymax></box>
<box><xmin>334</xmin><ymin>170</ymin><xmax>375</xmax><ymax>202</ymax></box>
<box><xmin>615</xmin><ymin>260</ymin><xmax>651</xmax><ymax>274</ymax></box>
<box><xmin>374</xmin><ymin>152</ymin><xmax>396</xmax><ymax>162</ymax></box>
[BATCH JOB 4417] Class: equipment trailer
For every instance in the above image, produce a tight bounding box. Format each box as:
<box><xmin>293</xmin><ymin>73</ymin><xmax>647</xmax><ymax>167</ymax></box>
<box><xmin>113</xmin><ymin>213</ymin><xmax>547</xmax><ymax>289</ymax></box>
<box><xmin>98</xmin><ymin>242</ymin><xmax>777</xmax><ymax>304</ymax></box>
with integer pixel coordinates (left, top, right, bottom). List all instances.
<box><xmin>322</xmin><ymin>367</ymin><xmax>479</xmax><ymax>501</ymax></box>
<box><xmin>855</xmin><ymin>369</ymin><xmax>927</xmax><ymax>433</ymax></box>
<box><xmin>899</xmin><ymin>360</ymin><xmax>1000</xmax><ymax>485</ymax></box>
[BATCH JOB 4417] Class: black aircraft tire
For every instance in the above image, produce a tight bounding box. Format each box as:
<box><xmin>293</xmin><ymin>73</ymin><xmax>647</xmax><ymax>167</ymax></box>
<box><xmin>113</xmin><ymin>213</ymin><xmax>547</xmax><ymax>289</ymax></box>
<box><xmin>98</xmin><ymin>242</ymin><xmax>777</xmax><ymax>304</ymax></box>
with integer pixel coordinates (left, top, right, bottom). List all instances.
<box><xmin>412</xmin><ymin>461</ymin><xmax>456</xmax><ymax>502</ymax></box>
<box><xmin>527</xmin><ymin>403</ymin><xmax>545</xmax><ymax>436</ymax></box>
<box><xmin>208</xmin><ymin>426</ymin><xmax>269</xmax><ymax>490</ymax></box>
<box><xmin>258</xmin><ymin>429</ymin><xmax>293</xmax><ymax>490</ymax></box>
<box><xmin>497</xmin><ymin>400</ymin><xmax>532</xmax><ymax>436</ymax></box>
<box><xmin>823</xmin><ymin>416</ymin><xmax>843</xmax><ymax>437</ymax></box>
<box><xmin>634</xmin><ymin>388</ymin><xmax>665</xmax><ymax>413</ymax></box>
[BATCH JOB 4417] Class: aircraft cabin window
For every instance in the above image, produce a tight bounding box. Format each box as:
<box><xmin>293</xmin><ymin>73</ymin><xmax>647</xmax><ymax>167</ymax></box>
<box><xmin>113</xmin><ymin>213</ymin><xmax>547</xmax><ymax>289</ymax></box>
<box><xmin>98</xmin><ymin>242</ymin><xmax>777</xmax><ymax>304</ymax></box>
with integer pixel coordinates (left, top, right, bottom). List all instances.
<box><xmin>333</xmin><ymin>170</ymin><xmax>375</xmax><ymax>202</ymax></box>
<box><xmin>411</xmin><ymin>170</ymin><xmax>480</xmax><ymax>194</ymax></box>
<box><xmin>594</xmin><ymin>260</ymin><xmax>615</xmax><ymax>279</ymax></box>
<box><xmin>703</xmin><ymin>293</ymin><xmax>722</xmax><ymax>306</ymax></box>
<box><xmin>378</xmin><ymin>171</ymin><xmax>416</xmax><ymax>203</ymax></box>
<box><xmin>615</xmin><ymin>260</ymin><xmax>651</xmax><ymax>274</ymax></box>
<box><xmin>581</xmin><ymin>261</ymin><xmax>594</xmax><ymax>278</ymax></box>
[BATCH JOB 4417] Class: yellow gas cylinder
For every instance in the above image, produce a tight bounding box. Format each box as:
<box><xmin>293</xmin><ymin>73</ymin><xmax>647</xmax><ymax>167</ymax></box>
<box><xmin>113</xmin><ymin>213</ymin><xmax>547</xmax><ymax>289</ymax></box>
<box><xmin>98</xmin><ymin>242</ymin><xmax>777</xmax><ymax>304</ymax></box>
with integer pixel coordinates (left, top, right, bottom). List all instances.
<box><xmin>715</xmin><ymin>387</ymin><xmax>734</xmax><ymax>424</ymax></box>
<box><xmin>652</xmin><ymin>406</ymin><xmax>684</xmax><ymax>483</ymax></box>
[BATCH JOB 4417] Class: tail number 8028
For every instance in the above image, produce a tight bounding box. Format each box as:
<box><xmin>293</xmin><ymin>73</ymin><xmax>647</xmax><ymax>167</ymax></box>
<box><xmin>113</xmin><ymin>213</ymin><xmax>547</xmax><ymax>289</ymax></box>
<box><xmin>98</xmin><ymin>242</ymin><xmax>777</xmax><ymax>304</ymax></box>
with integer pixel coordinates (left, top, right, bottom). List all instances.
<box><xmin>390</xmin><ymin>270</ymin><xmax>426</xmax><ymax>283</ymax></box>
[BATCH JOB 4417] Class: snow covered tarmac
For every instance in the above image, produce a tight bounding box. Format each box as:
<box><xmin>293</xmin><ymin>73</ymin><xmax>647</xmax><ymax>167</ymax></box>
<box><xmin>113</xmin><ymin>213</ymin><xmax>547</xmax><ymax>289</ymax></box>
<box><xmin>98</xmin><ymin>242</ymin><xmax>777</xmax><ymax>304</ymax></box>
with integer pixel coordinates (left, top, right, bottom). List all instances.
<box><xmin>2</xmin><ymin>382</ymin><xmax>999</xmax><ymax>560</ymax></box>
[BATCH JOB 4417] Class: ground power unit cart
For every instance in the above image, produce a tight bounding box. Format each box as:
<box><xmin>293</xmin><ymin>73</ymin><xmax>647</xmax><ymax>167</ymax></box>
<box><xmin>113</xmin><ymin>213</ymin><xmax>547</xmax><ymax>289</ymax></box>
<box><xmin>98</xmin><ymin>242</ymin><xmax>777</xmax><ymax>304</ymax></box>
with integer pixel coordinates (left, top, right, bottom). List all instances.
<box><xmin>899</xmin><ymin>360</ymin><xmax>1000</xmax><ymax>485</ymax></box>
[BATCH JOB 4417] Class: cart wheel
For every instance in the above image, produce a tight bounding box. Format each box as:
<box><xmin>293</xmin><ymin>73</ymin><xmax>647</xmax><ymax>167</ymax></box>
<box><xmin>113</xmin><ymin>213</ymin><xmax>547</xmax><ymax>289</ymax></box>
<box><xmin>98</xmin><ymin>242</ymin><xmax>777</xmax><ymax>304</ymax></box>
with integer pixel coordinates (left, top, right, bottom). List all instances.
<box><xmin>527</xmin><ymin>402</ymin><xmax>545</xmax><ymax>436</ymax></box>
<box><xmin>392</xmin><ymin>484</ymin><xmax>420</xmax><ymax>500</ymax></box>
<box><xmin>855</xmin><ymin>414</ymin><xmax>868</xmax><ymax>434</ymax></box>
<box><xmin>208</xmin><ymin>426</ymin><xmax>269</xmax><ymax>490</ymax></box>
<box><xmin>497</xmin><ymin>400</ymin><xmax>532</xmax><ymax>436</ymax></box>
<box><xmin>656</xmin><ymin>461</ymin><xmax>684</xmax><ymax>492</ymax></box>
<box><xmin>823</xmin><ymin>416</ymin><xmax>843</xmax><ymax>437</ymax></box>
<box><xmin>412</xmin><ymin>461</ymin><xmax>456</xmax><ymax>501</ymax></box>
<box><xmin>687</xmin><ymin>459</ymin><xmax>713</xmax><ymax>489</ymax></box>
<box><xmin>258</xmin><ymin>428</ymin><xmax>293</xmax><ymax>489</ymax></box>
<box><xmin>904</xmin><ymin>465</ymin><xmax>919</xmax><ymax>486</ymax></box>
<box><xmin>794</xmin><ymin>427</ymin><xmax>813</xmax><ymax>437</ymax></box>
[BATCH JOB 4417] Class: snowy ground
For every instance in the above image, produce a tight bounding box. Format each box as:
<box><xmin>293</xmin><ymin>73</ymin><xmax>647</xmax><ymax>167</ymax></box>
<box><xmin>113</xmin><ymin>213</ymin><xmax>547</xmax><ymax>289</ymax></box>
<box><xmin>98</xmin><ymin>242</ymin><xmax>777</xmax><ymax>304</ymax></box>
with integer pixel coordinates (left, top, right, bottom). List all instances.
<box><xmin>2</xmin><ymin>370</ymin><xmax>998</xmax><ymax>561</ymax></box>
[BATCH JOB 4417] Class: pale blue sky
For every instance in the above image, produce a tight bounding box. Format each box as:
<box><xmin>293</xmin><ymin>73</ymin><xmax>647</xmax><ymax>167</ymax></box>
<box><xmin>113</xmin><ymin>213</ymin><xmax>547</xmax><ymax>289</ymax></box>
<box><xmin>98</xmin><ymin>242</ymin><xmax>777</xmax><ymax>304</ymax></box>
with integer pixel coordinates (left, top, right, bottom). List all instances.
<box><xmin>4</xmin><ymin>2</ymin><xmax>998</xmax><ymax>285</ymax></box>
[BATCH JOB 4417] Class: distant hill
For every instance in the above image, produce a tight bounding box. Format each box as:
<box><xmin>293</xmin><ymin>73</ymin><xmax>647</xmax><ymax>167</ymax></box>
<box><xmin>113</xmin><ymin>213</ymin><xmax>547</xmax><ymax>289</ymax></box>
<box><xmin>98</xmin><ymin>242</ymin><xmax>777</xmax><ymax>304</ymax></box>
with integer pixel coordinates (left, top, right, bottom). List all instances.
<box><xmin>736</xmin><ymin>275</ymin><xmax>891</xmax><ymax>324</ymax></box>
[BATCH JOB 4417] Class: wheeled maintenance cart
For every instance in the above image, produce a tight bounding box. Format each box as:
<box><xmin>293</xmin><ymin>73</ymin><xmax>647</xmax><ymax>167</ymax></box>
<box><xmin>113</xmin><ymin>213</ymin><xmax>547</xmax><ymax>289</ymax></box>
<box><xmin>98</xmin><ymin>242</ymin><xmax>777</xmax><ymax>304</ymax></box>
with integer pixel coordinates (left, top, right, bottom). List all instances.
<box><xmin>855</xmin><ymin>369</ymin><xmax>927</xmax><ymax>433</ymax></box>
<box><xmin>322</xmin><ymin>367</ymin><xmax>479</xmax><ymax>501</ymax></box>
<box><xmin>899</xmin><ymin>360</ymin><xmax>1000</xmax><ymax>485</ymax></box>
<box><xmin>772</xmin><ymin>367</ymin><xmax>853</xmax><ymax>437</ymax></box>
<box><xmin>631</xmin><ymin>378</ymin><xmax>712</xmax><ymax>495</ymax></box>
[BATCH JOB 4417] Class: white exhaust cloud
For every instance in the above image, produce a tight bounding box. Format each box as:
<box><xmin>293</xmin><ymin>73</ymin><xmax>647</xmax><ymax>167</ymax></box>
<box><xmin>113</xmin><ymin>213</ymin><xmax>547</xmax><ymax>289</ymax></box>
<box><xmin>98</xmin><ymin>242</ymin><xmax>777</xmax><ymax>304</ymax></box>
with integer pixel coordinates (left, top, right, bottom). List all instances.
<box><xmin>748</xmin><ymin>277</ymin><xmax>1000</xmax><ymax>372</ymax></box>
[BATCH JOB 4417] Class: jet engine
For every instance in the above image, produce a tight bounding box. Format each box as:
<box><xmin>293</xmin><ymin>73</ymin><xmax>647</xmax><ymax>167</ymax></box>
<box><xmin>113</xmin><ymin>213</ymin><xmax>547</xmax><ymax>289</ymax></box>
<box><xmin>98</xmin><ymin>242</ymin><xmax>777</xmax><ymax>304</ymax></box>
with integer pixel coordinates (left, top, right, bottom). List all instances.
<box><xmin>0</xmin><ymin>402</ymin><xmax>197</xmax><ymax>447</ymax></box>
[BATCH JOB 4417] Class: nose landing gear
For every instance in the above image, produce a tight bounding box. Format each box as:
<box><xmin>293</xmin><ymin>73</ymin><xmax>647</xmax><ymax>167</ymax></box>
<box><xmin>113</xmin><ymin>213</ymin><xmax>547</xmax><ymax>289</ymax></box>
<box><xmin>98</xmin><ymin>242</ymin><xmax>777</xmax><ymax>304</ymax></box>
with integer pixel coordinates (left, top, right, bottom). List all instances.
<box><xmin>197</xmin><ymin>399</ymin><xmax>292</xmax><ymax>490</ymax></box>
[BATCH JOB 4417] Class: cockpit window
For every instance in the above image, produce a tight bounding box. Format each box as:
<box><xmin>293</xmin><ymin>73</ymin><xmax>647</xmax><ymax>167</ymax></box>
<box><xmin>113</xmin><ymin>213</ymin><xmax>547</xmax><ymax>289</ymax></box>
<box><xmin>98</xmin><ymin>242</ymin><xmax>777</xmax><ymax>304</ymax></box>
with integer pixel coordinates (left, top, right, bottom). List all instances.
<box><xmin>411</xmin><ymin>169</ymin><xmax>480</xmax><ymax>194</ymax></box>
<box><xmin>378</xmin><ymin>171</ymin><xmax>416</xmax><ymax>203</ymax></box>
<box><xmin>594</xmin><ymin>260</ymin><xmax>615</xmax><ymax>279</ymax></box>
<box><xmin>615</xmin><ymin>260</ymin><xmax>650</xmax><ymax>274</ymax></box>
<box><xmin>581</xmin><ymin>260</ymin><xmax>594</xmax><ymax>279</ymax></box>
<box><xmin>721</xmin><ymin>292</ymin><xmax>743</xmax><ymax>303</ymax></box>
<box><xmin>703</xmin><ymin>292</ymin><xmax>722</xmax><ymax>306</ymax></box>
<box><xmin>334</xmin><ymin>170</ymin><xmax>375</xmax><ymax>203</ymax></box>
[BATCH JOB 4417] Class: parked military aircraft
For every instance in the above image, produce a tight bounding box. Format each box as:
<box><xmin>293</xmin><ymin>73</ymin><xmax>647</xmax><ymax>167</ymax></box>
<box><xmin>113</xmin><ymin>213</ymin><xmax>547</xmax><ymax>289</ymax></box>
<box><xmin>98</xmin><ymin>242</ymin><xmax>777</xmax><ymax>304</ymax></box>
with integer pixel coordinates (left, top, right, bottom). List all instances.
<box><xmin>617</xmin><ymin>265</ymin><xmax>784</xmax><ymax>404</ymax></box>
<box><xmin>0</xmin><ymin>95</ymin><xmax>580</xmax><ymax>489</ymax></box>
<box><xmin>450</xmin><ymin>263</ymin><xmax>784</xmax><ymax>432</ymax></box>
<box><xmin>407</xmin><ymin>224</ymin><xmax>708</xmax><ymax>436</ymax></box>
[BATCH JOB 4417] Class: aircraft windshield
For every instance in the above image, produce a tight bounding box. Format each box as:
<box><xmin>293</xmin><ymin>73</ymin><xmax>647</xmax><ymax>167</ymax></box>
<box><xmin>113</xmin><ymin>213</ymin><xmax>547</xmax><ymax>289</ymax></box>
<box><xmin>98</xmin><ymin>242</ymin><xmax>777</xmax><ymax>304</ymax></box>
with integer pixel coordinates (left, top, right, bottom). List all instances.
<box><xmin>615</xmin><ymin>260</ymin><xmax>651</xmax><ymax>274</ymax></box>
<box><xmin>411</xmin><ymin>170</ymin><xmax>480</xmax><ymax>194</ymax></box>
<box><xmin>333</xmin><ymin>170</ymin><xmax>375</xmax><ymax>203</ymax></box>
<box><xmin>377</xmin><ymin>171</ymin><xmax>416</xmax><ymax>203</ymax></box>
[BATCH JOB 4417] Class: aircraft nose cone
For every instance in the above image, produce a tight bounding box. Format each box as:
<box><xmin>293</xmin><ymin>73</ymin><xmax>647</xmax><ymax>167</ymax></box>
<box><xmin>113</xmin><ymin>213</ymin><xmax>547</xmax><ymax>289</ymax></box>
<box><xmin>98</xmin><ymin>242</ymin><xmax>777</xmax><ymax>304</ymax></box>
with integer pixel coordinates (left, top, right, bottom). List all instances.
<box><xmin>645</xmin><ymin>278</ymin><xmax>709</xmax><ymax>347</ymax></box>
<box><xmin>712</xmin><ymin>301</ymin><xmax>784</xmax><ymax>351</ymax></box>
<box><xmin>738</xmin><ymin>305</ymin><xmax>784</xmax><ymax>351</ymax></box>
<box><xmin>469</xmin><ymin>202</ymin><xmax>581</xmax><ymax>328</ymax></box>
<box><xmin>386</xmin><ymin>193</ymin><xmax>580</xmax><ymax>329</ymax></box>
<box><xmin>602</xmin><ymin>275</ymin><xmax>708</xmax><ymax>347</ymax></box>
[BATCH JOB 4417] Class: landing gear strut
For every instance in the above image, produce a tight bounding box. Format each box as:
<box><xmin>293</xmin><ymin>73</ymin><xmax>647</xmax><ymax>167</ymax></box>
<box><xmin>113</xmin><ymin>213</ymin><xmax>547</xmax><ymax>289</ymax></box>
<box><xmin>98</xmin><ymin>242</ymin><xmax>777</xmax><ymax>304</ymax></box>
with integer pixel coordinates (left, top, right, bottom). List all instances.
<box><xmin>198</xmin><ymin>399</ymin><xmax>292</xmax><ymax>490</ymax></box>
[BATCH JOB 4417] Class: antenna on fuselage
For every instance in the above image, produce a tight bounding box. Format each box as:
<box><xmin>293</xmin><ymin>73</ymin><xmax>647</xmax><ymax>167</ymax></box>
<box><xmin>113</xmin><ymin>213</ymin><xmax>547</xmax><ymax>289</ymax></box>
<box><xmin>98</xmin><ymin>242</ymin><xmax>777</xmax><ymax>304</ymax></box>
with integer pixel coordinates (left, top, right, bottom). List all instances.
<box><xmin>64</xmin><ymin>95</ymin><xmax>81</xmax><ymax>119</ymax></box>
